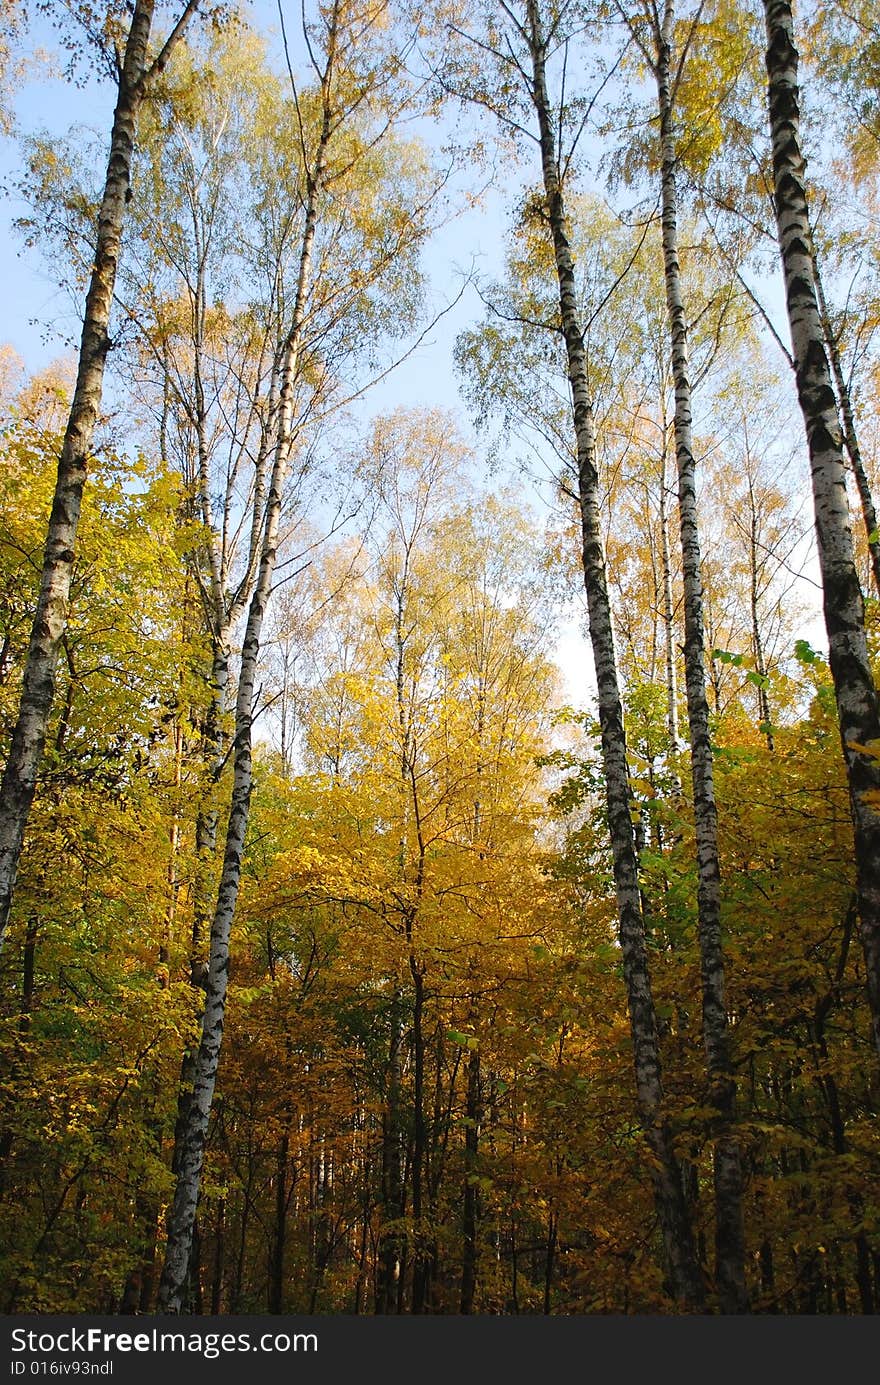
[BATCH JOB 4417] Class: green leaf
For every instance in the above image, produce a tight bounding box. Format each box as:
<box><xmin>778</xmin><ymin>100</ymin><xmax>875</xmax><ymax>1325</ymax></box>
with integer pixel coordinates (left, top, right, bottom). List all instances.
<box><xmin>794</xmin><ymin>638</ymin><xmax>822</xmax><ymax>665</ymax></box>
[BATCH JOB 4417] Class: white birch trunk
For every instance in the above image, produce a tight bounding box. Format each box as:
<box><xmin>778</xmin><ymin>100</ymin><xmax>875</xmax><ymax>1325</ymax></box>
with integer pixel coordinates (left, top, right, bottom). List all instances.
<box><xmin>658</xmin><ymin>419</ymin><xmax>681</xmax><ymax>755</ymax></box>
<box><xmin>0</xmin><ymin>0</ymin><xmax>201</xmax><ymax>954</ymax></box>
<box><xmin>764</xmin><ymin>0</ymin><xmax>880</xmax><ymax>1063</ymax></box>
<box><xmin>654</xmin><ymin>9</ymin><xmax>747</xmax><ymax>1313</ymax></box>
<box><xmin>745</xmin><ymin>467</ymin><xmax>774</xmax><ymax>750</ymax></box>
<box><xmin>813</xmin><ymin>252</ymin><xmax>880</xmax><ymax>601</ymax></box>
<box><xmin>156</xmin><ymin>19</ymin><xmax>337</xmax><ymax>1308</ymax></box>
<box><xmin>524</xmin><ymin>0</ymin><xmax>703</xmax><ymax>1307</ymax></box>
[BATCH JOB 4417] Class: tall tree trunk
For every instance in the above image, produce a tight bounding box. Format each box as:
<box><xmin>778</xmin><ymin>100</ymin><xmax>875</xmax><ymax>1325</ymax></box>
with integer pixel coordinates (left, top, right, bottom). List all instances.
<box><xmin>0</xmin><ymin>913</ymin><xmax>38</xmax><ymax>1197</ymax></box>
<box><xmin>192</xmin><ymin>641</ymin><xmax>230</xmax><ymax>969</ymax></box>
<box><xmin>745</xmin><ymin>463</ymin><xmax>775</xmax><ymax>749</ymax></box>
<box><xmin>764</xmin><ymin>0</ymin><xmax>880</xmax><ymax>1063</ymax></box>
<box><xmin>353</xmin><ymin>1149</ymin><xmax>371</xmax><ymax>1314</ymax></box>
<box><xmin>376</xmin><ymin>993</ymin><xmax>405</xmax><ymax>1313</ymax></box>
<box><xmin>156</xmin><ymin>29</ymin><xmax>336</xmax><ymax>1306</ymax></box>
<box><xmin>654</xmin><ymin>14</ymin><xmax>748</xmax><ymax>1313</ymax></box>
<box><xmin>543</xmin><ymin>1209</ymin><xmax>558</xmax><ymax>1316</ymax></box>
<box><xmin>406</xmin><ymin>790</ymin><xmax>428</xmax><ymax>1312</ymax></box>
<box><xmin>0</xmin><ymin>0</ymin><xmax>200</xmax><ymax>956</ymax></box>
<box><xmin>165</xmin><ymin>185</ymin><xmax>272</xmax><ymax>1261</ymax></box>
<box><xmin>658</xmin><ymin>417</ymin><xmax>681</xmax><ymax>755</ymax></box>
<box><xmin>211</xmin><ymin>1197</ymin><xmax>226</xmax><ymax>1314</ymax></box>
<box><xmin>811</xmin><ymin>894</ymin><xmax>875</xmax><ymax>1314</ymax></box>
<box><xmin>268</xmin><ymin>1134</ymin><xmax>289</xmax><ymax>1313</ymax></box>
<box><xmin>459</xmin><ymin>1046</ymin><xmax>481</xmax><ymax>1313</ymax></box>
<box><xmin>230</xmin><ymin>1161</ymin><xmax>254</xmax><ymax>1313</ymax></box>
<box><xmin>813</xmin><ymin>251</ymin><xmax>880</xmax><ymax>601</ymax></box>
<box><xmin>408</xmin><ymin>955</ymin><xmax>429</xmax><ymax>1313</ymax></box>
<box><xmin>156</xmin><ymin>425</ymin><xmax>288</xmax><ymax>1312</ymax></box>
<box><xmin>524</xmin><ymin>0</ymin><xmax>703</xmax><ymax>1307</ymax></box>
<box><xmin>167</xmin><ymin>640</ymin><xmax>228</xmax><ymax>1267</ymax></box>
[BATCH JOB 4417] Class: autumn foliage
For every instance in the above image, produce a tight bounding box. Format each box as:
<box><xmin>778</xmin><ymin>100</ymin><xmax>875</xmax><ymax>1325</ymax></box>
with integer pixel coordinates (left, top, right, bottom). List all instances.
<box><xmin>0</xmin><ymin>0</ymin><xmax>879</xmax><ymax>1316</ymax></box>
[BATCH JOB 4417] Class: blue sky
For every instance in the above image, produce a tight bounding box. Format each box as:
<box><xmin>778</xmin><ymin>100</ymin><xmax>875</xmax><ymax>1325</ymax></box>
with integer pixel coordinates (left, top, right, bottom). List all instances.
<box><xmin>0</xmin><ymin>2</ymin><xmax>511</xmax><ymax>399</ymax></box>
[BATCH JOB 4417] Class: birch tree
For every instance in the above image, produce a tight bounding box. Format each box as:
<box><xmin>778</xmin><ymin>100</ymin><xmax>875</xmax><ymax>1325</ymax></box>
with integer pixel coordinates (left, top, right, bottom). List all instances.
<box><xmin>125</xmin><ymin>26</ymin><xmax>289</xmax><ymax>988</ymax></box>
<box><xmin>457</xmin><ymin>195</ymin><xmax>737</xmax><ymax>766</ymax></box>
<box><xmin>0</xmin><ymin>0</ymin><xmax>204</xmax><ymax>956</ymax></box>
<box><xmin>441</xmin><ymin>0</ymin><xmax>703</xmax><ymax>1304</ymax></box>
<box><xmin>157</xmin><ymin>0</ymin><xmax>436</xmax><ymax>1310</ymax></box>
<box><xmin>609</xmin><ymin>0</ymin><xmax>752</xmax><ymax>1308</ymax></box>
<box><xmin>812</xmin><ymin>246</ymin><xmax>880</xmax><ymax>601</ymax></box>
<box><xmin>157</xmin><ymin>35</ymin><xmax>336</xmax><ymax>1309</ymax></box>
<box><xmin>763</xmin><ymin>0</ymin><xmax>880</xmax><ymax>1063</ymax></box>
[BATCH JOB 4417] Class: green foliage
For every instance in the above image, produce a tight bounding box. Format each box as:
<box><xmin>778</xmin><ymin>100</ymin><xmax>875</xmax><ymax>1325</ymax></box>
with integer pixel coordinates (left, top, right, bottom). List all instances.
<box><xmin>0</xmin><ymin>387</ymin><xmax>210</xmax><ymax>1311</ymax></box>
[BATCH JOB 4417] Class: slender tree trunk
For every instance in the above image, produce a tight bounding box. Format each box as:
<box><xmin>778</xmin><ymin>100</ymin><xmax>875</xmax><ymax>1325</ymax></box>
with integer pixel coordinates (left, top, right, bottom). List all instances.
<box><xmin>421</xmin><ymin>1025</ymin><xmax>450</xmax><ymax>1306</ymax></box>
<box><xmin>764</xmin><ymin>0</ymin><xmax>880</xmax><ymax>1063</ymax></box>
<box><xmin>157</xmin><ymin>439</ymin><xmax>287</xmax><ymax>1311</ymax></box>
<box><xmin>524</xmin><ymin>0</ymin><xmax>703</xmax><ymax>1307</ymax></box>
<box><xmin>0</xmin><ymin>3</ymin><xmax>155</xmax><ymax>954</ymax></box>
<box><xmin>268</xmin><ymin>1134</ymin><xmax>289</xmax><ymax>1313</ymax></box>
<box><xmin>168</xmin><ymin>640</ymin><xmax>228</xmax><ymax>1250</ymax></box>
<box><xmin>374</xmin><ymin>503</ymin><xmax>413</xmax><ymax>1315</ymax></box>
<box><xmin>164</xmin><ymin>172</ymin><xmax>273</xmax><ymax>1261</ymax></box>
<box><xmin>811</xmin><ymin>896</ymin><xmax>875</xmax><ymax>1314</ymax></box>
<box><xmin>230</xmin><ymin>1166</ymin><xmax>254</xmax><ymax>1313</ymax></box>
<box><xmin>409</xmin><ymin>956</ymin><xmax>427</xmax><ymax>1314</ymax></box>
<box><xmin>459</xmin><ymin>1047</ymin><xmax>480</xmax><ymax>1314</ymax></box>
<box><xmin>353</xmin><ymin>1156</ymin><xmax>371</xmax><ymax>1314</ymax></box>
<box><xmin>658</xmin><ymin>419</ymin><xmax>681</xmax><ymax>755</ymax></box>
<box><xmin>813</xmin><ymin>251</ymin><xmax>880</xmax><ymax>601</ymax></box>
<box><xmin>406</xmin><ymin>804</ymin><xmax>428</xmax><ymax>1312</ymax></box>
<box><xmin>211</xmin><ymin>1198</ymin><xmax>226</xmax><ymax>1314</ymax></box>
<box><xmin>0</xmin><ymin>914</ymin><xmax>38</xmax><ymax>1197</ymax></box>
<box><xmin>544</xmin><ymin>1209</ymin><xmax>558</xmax><ymax>1316</ymax></box>
<box><xmin>376</xmin><ymin>994</ymin><xmax>405</xmax><ymax>1313</ymax></box>
<box><xmin>654</xmin><ymin>18</ymin><xmax>748</xmax><ymax>1313</ymax></box>
<box><xmin>156</xmin><ymin>35</ymin><xmax>335</xmax><ymax>1306</ymax></box>
<box><xmin>745</xmin><ymin>465</ymin><xmax>775</xmax><ymax>750</ymax></box>
<box><xmin>192</xmin><ymin>642</ymin><xmax>231</xmax><ymax>971</ymax></box>
<box><xmin>0</xmin><ymin>0</ymin><xmax>200</xmax><ymax>956</ymax></box>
